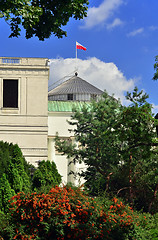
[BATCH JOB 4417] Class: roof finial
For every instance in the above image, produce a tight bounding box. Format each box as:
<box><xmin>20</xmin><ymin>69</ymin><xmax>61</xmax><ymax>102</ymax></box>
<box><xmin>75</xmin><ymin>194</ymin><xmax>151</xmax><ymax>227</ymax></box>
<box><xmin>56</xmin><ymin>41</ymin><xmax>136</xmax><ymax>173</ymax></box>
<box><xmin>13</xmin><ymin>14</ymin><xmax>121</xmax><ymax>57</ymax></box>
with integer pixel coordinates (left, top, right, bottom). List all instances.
<box><xmin>75</xmin><ymin>72</ymin><xmax>78</xmax><ymax>76</ymax></box>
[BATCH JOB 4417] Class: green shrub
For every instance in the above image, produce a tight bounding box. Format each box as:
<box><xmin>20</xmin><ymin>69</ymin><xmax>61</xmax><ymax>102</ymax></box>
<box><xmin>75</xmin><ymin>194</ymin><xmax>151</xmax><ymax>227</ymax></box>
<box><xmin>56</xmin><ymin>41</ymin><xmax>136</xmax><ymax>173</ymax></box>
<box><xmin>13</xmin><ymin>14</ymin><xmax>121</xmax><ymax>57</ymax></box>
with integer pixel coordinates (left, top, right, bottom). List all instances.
<box><xmin>0</xmin><ymin>186</ymin><xmax>150</xmax><ymax>240</ymax></box>
<box><xmin>0</xmin><ymin>174</ymin><xmax>15</xmax><ymax>212</ymax></box>
<box><xmin>0</xmin><ymin>141</ymin><xmax>32</xmax><ymax>212</ymax></box>
<box><xmin>0</xmin><ymin>141</ymin><xmax>62</xmax><ymax>212</ymax></box>
<box><xmin>142</xmin><ymin>213</ymin><xmax>158</xmax><ymax>240</ymax></box>
<box><xmin>32</xmin><ymin>160</ymin><xmax>62</xmax><ymax>192</ymax></box>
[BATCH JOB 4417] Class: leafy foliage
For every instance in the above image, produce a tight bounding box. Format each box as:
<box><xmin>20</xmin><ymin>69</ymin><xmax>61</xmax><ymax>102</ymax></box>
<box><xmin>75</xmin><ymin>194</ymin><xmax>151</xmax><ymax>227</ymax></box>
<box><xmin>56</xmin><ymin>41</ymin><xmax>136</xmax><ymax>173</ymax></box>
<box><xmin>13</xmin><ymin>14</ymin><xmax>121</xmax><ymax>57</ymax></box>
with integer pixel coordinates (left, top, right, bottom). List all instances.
<box><xmin>55</xmin><ymin>88</ymin><xmax>158</xmax><ymax>213</ymax></box>
<box><xmin>32</xmin><ymin>160</ymin><xmax>62</xmax><ymax>192</ymax></box>
<box><xmin>0</xmin><ymin>141</ymin><xmax>32</xmax><ymax>211</ymax></box>
<box><xmin>0</xmin><ymin>174</ymin><xmax>15</xmax><ymax>212</ymax></box>
<box><xmin>56</xmin><ymin>91</ymin><xmax>122</xmax><ymax>178</ymax></box>
<box><xmin>0</xmin><ymin>0</ymin><xmax>89</xmax><ymax>40</ymax></box>
<box><xmin>0</xmin><ymin>186</ymin><xmax>148</xmax><ymax>240</ymax></box>
<box><xmin>153</xmin><ymin>55</ymin><xmax>158</xmax><ymax>80</ymax></box>
<box><xmin>0</xmin><ymin>141</ymin><xmax>62</xmax><ymax>211</ymax></box>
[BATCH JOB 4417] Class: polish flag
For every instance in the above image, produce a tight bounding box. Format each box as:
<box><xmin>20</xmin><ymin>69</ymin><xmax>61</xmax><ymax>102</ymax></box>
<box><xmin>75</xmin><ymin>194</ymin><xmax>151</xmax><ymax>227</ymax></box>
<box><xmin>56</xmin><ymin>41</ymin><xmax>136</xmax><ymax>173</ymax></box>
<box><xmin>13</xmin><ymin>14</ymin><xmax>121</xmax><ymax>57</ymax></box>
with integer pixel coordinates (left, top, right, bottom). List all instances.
<box><xmin>76</xmin><ymin>41</ymin><xmax>87</xmax><ymax>51</ymax></box>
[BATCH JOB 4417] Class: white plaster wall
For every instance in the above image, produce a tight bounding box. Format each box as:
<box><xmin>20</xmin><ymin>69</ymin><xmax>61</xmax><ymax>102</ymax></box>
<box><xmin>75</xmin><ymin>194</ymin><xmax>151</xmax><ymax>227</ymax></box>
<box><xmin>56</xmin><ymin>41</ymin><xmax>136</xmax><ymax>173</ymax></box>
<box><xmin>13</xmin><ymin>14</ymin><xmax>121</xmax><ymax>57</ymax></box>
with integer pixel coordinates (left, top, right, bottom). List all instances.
<box><xmin>48</xmin><ymin>112</ymin><xmax>86</xmax><ymax>186</ymax></box>
<box><xmin>54</xmin><ymin>155</ymin><xmax>68</xmax><ymax>184</ymax></box>
<box><xmin>0</xmin><ymin>57</ymin><xmax>49</xmax><ymax>164</ymax></box>
<box><xmin>48</xmin><ymin>112</ymin><xmax>75</xmax><ymax>137</ymax></box>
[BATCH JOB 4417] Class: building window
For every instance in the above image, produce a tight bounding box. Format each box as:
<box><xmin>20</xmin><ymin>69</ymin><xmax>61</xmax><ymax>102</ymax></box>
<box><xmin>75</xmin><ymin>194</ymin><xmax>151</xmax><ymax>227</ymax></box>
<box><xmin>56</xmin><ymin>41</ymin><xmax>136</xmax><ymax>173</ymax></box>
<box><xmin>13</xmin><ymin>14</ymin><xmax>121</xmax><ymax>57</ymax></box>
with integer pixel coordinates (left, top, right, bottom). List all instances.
<box><xmin>67</xmin><ymin>94</ymin><xmax>73</xmax><ymax>100</ymax></box>
<box><xmin>3</xmin><ymin>79</ymin><xmax>18</xmax><ymax>108</ymax></box>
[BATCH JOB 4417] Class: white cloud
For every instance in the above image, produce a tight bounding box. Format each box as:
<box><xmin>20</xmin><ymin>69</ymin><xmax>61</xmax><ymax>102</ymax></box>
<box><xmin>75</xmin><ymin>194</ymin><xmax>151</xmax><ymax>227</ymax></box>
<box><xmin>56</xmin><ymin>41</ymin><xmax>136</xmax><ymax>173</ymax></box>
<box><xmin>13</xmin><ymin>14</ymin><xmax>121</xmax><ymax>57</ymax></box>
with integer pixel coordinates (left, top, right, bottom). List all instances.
<box><xmin>106</xmin><ymin>18</ymin><xmax>124</xmax><ymax>29</ymax></box>
<box><xmin>127</xmin><ymin>28</ymin><xmax>144</xmax><ymax>37</ymax></box>
<box><xmin>81</xmin><ymin>0</ymin><xmax>124</xmax><ymax>29</ymax></box>
<box><xmin>152</xmin><ymin>104</ymin><xmax>158</xmax><ymax>115</ymax></box>
<box><xmin>48</xmin><ymin>57</ymin><xmax>135</xmax><ymax>103</ymax></box>
<box><xmin>149</xmin><ymin>25</ymin><xmax>158</xmax><ymax>31</ymax></box>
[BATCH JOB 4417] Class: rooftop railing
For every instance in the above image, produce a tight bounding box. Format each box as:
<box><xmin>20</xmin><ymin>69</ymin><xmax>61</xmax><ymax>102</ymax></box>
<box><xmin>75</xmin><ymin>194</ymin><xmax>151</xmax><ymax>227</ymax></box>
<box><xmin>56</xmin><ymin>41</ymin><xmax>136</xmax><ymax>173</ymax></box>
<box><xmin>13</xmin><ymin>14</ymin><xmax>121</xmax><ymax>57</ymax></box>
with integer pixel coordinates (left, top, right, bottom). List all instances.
<box><xmin>2</xmin><ymin>58</ymin><xmax>20</xmax><ymax>64</ymax></box>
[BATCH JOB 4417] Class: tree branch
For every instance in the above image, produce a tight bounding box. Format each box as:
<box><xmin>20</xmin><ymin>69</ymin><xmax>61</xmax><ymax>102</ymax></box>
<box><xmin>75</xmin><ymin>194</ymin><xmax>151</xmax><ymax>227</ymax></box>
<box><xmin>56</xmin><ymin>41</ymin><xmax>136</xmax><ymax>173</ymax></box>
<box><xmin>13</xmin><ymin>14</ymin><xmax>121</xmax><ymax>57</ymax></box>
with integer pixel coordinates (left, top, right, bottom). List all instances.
<box><xmin>117</xmin><ymin>187</ymin><xmax>129</xmax><ymax>195</ymax></box>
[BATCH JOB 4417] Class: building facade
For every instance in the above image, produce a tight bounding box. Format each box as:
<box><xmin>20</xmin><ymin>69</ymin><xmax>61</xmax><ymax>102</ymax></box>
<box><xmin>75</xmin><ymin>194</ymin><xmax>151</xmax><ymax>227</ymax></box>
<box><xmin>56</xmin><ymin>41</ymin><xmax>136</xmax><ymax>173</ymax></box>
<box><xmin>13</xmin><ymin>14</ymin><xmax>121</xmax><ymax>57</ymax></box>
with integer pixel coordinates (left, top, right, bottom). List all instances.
<box><xmin>0</xmin><ymin>57</ymin><xmax>103</xmax><ymax>185</ymax></box>
<box><xmin>48</xmin><ymin>101</ymin><xmax>91</xmax><ymax>185</ymax></box>
<box><xmin>0</xmin><ymin>57</ymin><xmax>49</xmax><ymax>165</ymax></box>
<box><xmin>48</xmin><ymin>73</ymin><xmax>103</xmax><ymax>184</ymax></box>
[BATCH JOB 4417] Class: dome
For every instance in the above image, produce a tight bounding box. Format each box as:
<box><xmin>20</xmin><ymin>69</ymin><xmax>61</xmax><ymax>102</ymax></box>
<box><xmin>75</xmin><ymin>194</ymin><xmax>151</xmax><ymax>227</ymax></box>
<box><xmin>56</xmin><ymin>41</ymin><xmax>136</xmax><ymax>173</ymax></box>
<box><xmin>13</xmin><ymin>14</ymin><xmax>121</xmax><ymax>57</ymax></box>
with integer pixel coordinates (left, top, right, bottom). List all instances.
<box><xmin>48</xmin><ymin>73</ymin><xmax>103</xmax><ymax>101</ymax></box>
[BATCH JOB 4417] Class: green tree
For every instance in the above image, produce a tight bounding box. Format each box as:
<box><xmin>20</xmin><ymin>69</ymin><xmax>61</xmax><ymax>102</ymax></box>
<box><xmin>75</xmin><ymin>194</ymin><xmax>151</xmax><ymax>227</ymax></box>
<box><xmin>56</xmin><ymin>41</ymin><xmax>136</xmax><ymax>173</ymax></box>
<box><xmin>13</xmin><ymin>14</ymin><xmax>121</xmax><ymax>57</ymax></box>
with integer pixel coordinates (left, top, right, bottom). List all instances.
<box><xmin>0</xmin><ymin>141</ymin><xmax>32</xmax><ymax>211</ymax></box>
<box><xmin>32</xmin><ymin>160</ymin><xmax>62</xmax><ymax>192</ymax></box>
<box><xmin>0</xmin><ymin>174</ymin><xmax>15</xmax><ymax>212</ymax></box>
<box><xmin>0</xmin><ymin>141</ymin><xmax>32</xmax><ymax>179</ymax></box>
<box><xmin>113</xmin><ymin>88</ymin><xmax>158</xmax><ymax>211</ymax></box>
<box><xmin>55</xmin><ymin>88</ymin><xmax>158</xmax><ymax>212</ymax></box>
<box><xmin>55</xmin><ymin>91</ymin><xmax>123</xmax><ymax>195</ymax></box>
<box><xmin>0</xmin><ymin>0</ymin><xmax>89</xmax><ymax>40</ymax></box>
<box><xmin>153</xmin><ymin>55</ymin><xmax>158</xmax><ymax>80</ymax></box>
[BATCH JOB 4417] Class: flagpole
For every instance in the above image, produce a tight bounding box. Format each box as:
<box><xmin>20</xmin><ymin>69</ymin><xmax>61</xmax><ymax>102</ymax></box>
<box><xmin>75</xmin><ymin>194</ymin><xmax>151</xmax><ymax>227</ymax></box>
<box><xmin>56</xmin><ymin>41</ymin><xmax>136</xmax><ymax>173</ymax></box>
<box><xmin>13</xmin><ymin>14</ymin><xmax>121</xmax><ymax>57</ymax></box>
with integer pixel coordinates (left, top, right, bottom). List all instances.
<box><xmin>76</xmin><ymin>41</ymin><xmax>77</xmax><ymax>60</ymax></box>
<box><xmin>75</xmin><ymin>41</ymin><xmax>77</xmax><ymax>72</ymax></box>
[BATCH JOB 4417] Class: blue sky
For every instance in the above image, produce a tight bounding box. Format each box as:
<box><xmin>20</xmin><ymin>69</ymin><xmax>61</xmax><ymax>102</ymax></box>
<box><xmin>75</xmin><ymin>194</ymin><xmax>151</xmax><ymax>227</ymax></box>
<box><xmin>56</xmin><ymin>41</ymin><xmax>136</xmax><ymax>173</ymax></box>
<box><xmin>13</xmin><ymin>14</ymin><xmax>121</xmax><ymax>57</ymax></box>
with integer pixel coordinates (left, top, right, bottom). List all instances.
<box><xmin>1</xmin><ymin>0</ymin><xmax>158</xmax><ymax>113</ymax></box>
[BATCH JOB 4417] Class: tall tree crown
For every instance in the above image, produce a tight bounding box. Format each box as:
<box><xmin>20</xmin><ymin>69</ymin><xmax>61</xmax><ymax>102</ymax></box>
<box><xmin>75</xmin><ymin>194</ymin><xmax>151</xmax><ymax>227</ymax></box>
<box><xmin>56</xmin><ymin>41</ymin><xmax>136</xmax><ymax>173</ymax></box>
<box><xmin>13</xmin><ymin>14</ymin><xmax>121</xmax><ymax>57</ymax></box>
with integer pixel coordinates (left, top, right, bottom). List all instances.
<box><xmin>0</xmin><ymin>0</ymin><xmax>89</xmax><ymax>40</ymax></box>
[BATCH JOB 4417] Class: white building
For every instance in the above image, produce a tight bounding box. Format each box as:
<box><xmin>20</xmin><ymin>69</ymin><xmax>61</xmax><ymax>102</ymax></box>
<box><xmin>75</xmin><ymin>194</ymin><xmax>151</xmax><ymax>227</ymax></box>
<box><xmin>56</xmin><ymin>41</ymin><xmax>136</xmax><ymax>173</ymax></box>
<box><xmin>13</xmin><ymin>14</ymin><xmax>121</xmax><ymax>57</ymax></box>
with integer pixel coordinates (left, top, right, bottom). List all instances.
<box><xmin>48</xmin><ymin>72</ymin><xmax>103</xmax><ymax>184</ymax></box>
<box><xmin>0</xmin><ymin>57</ymin><xmax>49</xmax><ymax>165</ymax></box>
<box><xmin>0</xmin><ymin>57</ymin><xmax>103</xmax><ymax>185</ymax></box>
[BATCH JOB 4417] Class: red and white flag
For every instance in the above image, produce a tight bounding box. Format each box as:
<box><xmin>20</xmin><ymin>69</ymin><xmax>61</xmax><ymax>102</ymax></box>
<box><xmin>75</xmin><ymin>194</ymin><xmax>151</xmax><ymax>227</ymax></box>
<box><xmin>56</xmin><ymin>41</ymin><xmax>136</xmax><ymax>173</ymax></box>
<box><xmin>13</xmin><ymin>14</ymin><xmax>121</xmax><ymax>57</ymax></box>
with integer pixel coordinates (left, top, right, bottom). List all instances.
<box><xmin>76</xmin><ymin>41</ymin><xmax>87</xmax><ymax>51</ymax></box>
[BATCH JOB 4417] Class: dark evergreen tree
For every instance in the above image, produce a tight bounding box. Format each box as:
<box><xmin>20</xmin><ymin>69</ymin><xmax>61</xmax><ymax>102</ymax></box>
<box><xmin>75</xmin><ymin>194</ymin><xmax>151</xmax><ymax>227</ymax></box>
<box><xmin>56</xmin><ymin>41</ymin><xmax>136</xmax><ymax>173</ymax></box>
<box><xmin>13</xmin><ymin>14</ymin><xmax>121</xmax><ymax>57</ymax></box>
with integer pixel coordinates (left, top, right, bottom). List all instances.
<box><xmin>32</xmin><ymin>160</ymin><xmax>62</xmax><ymax>192</ymax></box>
<box><xmin>0</xmin><ymin>173</ymin><xmax>15</xmax><ymax>212</ymax></box>
<box><xmin>0</xmin><ymin>141</ymin><xmax>62</xmax><ymax>211</ymax></box>
<box><xmin>0</xmin><ymin>141</ymin><xmax>32</xmax><ymax>211</ymax></box>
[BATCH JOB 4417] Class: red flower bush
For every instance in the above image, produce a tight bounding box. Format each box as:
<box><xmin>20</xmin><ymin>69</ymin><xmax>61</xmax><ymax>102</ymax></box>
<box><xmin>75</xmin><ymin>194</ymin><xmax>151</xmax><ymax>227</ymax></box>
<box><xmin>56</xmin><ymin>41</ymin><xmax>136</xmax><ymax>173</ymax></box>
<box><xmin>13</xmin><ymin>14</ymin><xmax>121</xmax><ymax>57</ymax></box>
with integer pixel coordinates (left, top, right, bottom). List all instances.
<box><xmin>3</xmin><ymin>186</ymin><xmax>147</xmax><ymax>240</ymax></box>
